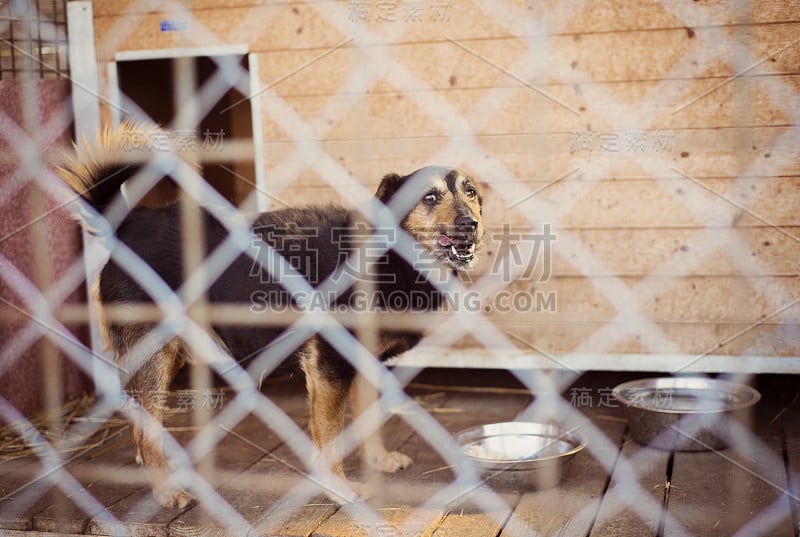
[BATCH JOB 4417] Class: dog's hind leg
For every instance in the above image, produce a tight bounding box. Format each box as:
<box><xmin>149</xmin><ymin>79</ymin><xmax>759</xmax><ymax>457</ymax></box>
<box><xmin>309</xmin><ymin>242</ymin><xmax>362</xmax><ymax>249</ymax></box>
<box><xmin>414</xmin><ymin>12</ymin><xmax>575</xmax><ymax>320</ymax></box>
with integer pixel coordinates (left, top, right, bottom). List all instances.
<box><xmin>349</xmin><ymin>372</ymin><xmax>413</xmax><ymax>473</ymax></box>
<box><xmin>125</xmin><ymin>336</ymin><xmax>192</xmax><ymax>508</ymax></box>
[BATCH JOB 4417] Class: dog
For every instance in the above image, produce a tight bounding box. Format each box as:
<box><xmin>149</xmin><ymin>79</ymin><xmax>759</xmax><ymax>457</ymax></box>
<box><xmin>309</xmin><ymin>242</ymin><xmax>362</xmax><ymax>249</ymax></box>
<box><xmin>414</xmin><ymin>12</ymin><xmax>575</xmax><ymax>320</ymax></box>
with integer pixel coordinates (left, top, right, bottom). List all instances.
<box><xmin>58</xmin><ymin>122</ymin><xmax>484</xmax><ymax>508</ymax></box>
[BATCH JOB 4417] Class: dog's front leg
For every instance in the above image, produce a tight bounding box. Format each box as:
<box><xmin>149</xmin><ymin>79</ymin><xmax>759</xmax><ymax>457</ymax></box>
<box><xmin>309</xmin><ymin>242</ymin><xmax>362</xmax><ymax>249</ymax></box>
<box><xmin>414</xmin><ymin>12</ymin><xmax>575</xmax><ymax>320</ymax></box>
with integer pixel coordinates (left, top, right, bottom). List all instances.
<box><xmin>303</xmin><ymin>353</ymin><xmax>366</xmax><ymax>502</ymax></box>
<box><xmin>306</xmin><ymin>372</ymin><xmax>347</xmax><ymax>478</ymax></box>
<box><xmin>349</xmin><ymin>372</ymin><xmax>413</xmax><ymax>473</ymax></box>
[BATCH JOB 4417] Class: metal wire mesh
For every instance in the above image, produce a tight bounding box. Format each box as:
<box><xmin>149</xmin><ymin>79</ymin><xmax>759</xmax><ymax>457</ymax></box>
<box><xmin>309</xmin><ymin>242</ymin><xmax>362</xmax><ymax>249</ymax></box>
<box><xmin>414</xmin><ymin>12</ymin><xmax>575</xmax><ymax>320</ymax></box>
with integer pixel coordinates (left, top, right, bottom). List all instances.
<box><xmin>0</xmin><ymin>0</ymin><xmax>68</xmax><ymax>80</ymax></box>
<box><xmin>0</xmin><ymin>1</ymin><xmax>799</xmax><ymax>536</ymax></box>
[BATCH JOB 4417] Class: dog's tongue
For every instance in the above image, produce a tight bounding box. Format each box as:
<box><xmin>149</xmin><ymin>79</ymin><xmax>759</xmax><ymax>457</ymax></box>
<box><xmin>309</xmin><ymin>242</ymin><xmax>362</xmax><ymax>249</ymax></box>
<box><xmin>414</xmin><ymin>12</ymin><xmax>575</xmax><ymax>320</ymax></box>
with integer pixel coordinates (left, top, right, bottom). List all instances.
<box><xmin>438</xmin><ymin>234</ymin><xmax>454</xmax><ymax>246</ymax></box>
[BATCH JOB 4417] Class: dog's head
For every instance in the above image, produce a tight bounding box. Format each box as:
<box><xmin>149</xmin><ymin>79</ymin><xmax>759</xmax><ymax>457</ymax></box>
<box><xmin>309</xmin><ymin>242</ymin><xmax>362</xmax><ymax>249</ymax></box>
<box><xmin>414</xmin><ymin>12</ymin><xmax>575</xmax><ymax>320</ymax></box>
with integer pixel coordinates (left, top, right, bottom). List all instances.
<box><xmin>376</xmin><ymin>166</ymin><xmax>484</xmax><ymax>270</ymax></box>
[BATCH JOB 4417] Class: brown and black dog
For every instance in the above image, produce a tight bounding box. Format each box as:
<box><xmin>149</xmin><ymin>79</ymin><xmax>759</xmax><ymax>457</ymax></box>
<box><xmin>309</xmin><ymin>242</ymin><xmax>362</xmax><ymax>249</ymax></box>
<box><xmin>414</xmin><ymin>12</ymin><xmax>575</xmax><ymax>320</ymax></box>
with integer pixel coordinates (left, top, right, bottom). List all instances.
<box><xmin>59</xmin><ymin>123</ymin><xmax>484</xmax><ymax>508</ymax></box>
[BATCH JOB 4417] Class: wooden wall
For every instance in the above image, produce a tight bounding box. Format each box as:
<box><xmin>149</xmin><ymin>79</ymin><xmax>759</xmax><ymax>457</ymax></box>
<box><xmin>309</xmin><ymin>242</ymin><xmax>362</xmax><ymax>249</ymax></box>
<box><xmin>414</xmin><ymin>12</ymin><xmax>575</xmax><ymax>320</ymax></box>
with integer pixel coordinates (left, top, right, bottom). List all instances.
<box><xmin>90</xmin><ymin>1</ymin><xmax>800</xmax><ymax>369</ymax></box>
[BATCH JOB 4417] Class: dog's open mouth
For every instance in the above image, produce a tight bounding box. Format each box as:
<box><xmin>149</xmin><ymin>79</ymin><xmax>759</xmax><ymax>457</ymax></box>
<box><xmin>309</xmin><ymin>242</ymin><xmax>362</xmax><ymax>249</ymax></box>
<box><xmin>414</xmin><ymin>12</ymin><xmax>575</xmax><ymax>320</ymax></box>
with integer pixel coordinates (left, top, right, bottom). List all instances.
<box><xmin>438</xmin><ymin>233</ymin><xmax>477</xmax><ymax>265</ymax></box>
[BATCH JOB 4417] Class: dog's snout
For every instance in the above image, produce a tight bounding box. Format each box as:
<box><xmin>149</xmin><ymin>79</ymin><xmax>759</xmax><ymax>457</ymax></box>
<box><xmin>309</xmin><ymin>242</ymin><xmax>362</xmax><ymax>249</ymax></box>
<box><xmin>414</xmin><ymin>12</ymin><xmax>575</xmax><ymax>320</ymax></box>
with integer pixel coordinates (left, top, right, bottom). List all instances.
<box><xmin>455</xmin><ymin>214</ymin><xmax>478</xmax><ymax>233</ymax></box>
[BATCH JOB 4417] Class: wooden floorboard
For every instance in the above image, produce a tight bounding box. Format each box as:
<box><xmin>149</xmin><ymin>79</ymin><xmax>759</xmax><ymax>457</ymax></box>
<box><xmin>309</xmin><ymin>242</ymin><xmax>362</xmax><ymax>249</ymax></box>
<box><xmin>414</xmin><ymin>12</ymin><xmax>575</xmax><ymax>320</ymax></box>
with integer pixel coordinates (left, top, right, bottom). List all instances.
<box><xmin>250</xmin><ymin>388</ymin><xmax>453</xmax><ymax>537</ymax></box>
<box><xmin>83</xmin><ymin>408</ymin><xmax>203</xmax><ymax>537</ymax></box>
<box><xmin>665</xmin><ymin>376</ymin><xmax>796</xmax><ymax>537</ymax></box>
<box><xmin>0</xmin><ymin>425</ymin><xmax>136</xmax><ymax>533</ymax></box>
<box><xmin>501</xmin><ymin>414</ymin><xmax>626</xmax><ymax>537</ymax></box>
<box><xmin>1</xmin><ymin>373</ymin><xmax>799</xmax><ymax>537</ymax></box>
<box><xmin>590</xmin><ymin>442</ymin><xmax>670</xmax><ymax>537</ymax></box>
<box><xmin>31</xmin><ymin>432</ymin><xmax>139</xmax><ymax>535</ymax></box>
<box><xmin>89</xmin><ymin>380</ymin><xmax>306</xmax><ymax>537</ymax></box>
<box><xmin>310</xmin><ymin>389</ymin><xmax>531</xmax><ymax>537</ymax></box>
<box><xmin>0</xmin><ymin>459</ymin><xmax>47</xmax><ymax>531</ymax></box>
<box><xmin>166</xmin><ymin>381</ymin><xmax>311</xmax><ymax>537</ymax></box>
<box><xmin>501</xmin><ymin>372</ymin><xmax>627</xmax><ymax>537</ymax></box>
<box><xmin>236</xmin><ymin>392</ymin><xmax>427</xmax><ymax>537</ymax></box>
<box><xmin>394</xmin><ymin>390</ymin><xmax>529</xmax><ymax>537</ymax></box>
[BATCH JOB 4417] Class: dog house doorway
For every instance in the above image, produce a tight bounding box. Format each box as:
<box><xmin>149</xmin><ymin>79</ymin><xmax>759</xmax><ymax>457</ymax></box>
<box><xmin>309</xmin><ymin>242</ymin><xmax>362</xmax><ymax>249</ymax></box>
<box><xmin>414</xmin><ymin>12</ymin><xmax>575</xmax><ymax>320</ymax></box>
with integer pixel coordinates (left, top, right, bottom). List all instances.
<box><xmin>109</xmin><ymin>47</ymin><xmax>265</xmax><ymax>209</ymax></box>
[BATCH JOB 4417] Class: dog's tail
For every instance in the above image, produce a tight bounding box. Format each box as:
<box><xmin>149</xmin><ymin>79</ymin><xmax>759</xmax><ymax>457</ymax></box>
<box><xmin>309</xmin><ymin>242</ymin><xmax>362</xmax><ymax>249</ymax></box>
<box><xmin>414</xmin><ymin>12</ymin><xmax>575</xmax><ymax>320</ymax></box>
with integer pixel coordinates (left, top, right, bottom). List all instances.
<box><xmin>57</xmin><ymin>120</ymin><xmax>159</xmax><ymax>215</ymax></box>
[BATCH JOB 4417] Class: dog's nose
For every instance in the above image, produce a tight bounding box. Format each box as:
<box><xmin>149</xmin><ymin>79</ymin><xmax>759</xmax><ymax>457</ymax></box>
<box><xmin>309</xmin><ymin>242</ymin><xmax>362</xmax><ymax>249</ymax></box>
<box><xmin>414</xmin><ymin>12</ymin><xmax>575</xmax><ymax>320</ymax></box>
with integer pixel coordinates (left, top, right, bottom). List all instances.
<box><xmin>455</xmin><ymin>215</ymin><xmax>478</xmax><ymax>233</ymax></box>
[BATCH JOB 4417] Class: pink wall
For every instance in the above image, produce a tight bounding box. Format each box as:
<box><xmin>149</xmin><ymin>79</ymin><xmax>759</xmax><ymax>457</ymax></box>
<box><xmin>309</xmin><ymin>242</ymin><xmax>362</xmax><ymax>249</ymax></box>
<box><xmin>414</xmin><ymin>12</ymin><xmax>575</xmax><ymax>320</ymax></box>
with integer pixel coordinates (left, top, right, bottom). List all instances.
<box><xmin>0</xmin><ymin>80</ymin><xmax>93</xmax><ymax>418</ymax></box>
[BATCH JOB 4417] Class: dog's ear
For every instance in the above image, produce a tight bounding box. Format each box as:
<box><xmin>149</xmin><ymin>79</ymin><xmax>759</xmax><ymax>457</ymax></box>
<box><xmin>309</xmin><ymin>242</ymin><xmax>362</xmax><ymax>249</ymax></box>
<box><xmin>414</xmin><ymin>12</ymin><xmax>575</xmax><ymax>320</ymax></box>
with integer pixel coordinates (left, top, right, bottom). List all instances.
<box><xmin>375</xmin><ymin>172</ymin><xmax>405</xmax><ymax>204</ymax></box>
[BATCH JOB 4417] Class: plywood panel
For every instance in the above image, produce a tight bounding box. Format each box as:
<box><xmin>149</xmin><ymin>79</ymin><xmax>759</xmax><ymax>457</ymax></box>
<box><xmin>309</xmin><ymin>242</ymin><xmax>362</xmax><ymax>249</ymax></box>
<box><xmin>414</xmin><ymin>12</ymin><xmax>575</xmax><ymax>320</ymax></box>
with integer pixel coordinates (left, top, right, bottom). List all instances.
<box><xmin>559</xmin><ymin>0</ymin><xmax>800</xmax><ymax>32</ymax></box>
<box><xmin>94</xmin><ymin>4</ymin><xmax>800</xmax><ymax>94</ymax></box>
<box><xmin>92</xmin><ymin>0</ymin><xmax>800</xmax><ymax>30</ymax></box>
<box><xmin>264</xmin><ymin>181</ymin><xmax>800</xmax><ymax>233</ymax></box>
<box><xmin>89</xmin><ymin>0</ymin><xmax>800</xmax><ymax>370</ymax></box>
<box><xmin>95</xmin><ymin>12</ymin><xmax>800</xmax><ymax>82</ymax></box>
<box><xmin>252</xmin><ymin>78</ymin><xmax>799</xmax><ymax>138</ymax></box>
<box><xmin>465</xmin><ymin>275</ymin><xmax>799</xmax><ymax>324</ymax></box>
<box><xmin>259</xmin><ymin>127</ymin><xmax>799</xmax><ymax>180</ymax></box>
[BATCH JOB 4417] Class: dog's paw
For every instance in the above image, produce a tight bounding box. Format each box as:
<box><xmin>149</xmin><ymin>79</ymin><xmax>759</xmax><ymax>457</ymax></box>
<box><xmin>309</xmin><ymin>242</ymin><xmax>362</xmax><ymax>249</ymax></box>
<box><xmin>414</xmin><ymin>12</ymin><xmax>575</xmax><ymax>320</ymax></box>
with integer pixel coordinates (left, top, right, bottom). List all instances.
<box><xmin>347</xmin><ymin>480</ymin><xmax>373</xmax><ymax>501</ymax></box>
<box><xmin>153</xmin><ymin>485</ymin><xmax>193</xmax><ymax>509</ymax></box>
<box><xmin>368</xmin><ymin>450</ymin><xmax>413</xmax><ymax>473</ymax></box>
<box><xmin>322</xmin><ymin>479</ymin><xmax>367</xmax><ymax>504</ymax></box>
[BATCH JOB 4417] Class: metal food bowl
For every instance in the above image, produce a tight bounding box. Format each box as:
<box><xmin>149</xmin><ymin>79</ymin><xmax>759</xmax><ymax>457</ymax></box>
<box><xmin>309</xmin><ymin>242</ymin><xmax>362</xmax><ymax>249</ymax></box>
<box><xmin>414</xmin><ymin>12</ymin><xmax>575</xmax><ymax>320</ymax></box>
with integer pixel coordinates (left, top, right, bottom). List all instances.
<box><xmin>613</xmin><ymin>377</ymin><xmax>761</xmax><ymax>451</ymax></box>
<box><xmin>456</xmin><ymin>422</ymin><xmax>586</xmax><ymax>491</ymax></box>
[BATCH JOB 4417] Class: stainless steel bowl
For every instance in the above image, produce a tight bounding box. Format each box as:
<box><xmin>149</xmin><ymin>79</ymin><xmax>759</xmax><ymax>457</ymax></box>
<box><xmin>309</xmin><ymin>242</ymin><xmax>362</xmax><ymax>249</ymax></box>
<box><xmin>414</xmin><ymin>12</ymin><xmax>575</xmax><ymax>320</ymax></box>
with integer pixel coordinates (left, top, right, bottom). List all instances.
<box><xmin>455</xmin><ymin>422</ymin><xmax>586</xmax><ymax>491</ymax></box>
<box><xmin>613</xmin><ymin>377</ymin><xmax>761</xmax><ymax>451</ymax></box>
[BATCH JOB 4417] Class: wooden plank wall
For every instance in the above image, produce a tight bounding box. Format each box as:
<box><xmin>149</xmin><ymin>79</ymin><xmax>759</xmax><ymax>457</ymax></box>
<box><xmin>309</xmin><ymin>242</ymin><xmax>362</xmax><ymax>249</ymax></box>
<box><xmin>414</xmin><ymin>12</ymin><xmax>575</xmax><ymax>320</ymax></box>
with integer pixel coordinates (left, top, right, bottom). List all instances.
<box><xmin>90</xmin><ymin>1</ymin><xmax>800</xmax><ymax>367</ymax></box>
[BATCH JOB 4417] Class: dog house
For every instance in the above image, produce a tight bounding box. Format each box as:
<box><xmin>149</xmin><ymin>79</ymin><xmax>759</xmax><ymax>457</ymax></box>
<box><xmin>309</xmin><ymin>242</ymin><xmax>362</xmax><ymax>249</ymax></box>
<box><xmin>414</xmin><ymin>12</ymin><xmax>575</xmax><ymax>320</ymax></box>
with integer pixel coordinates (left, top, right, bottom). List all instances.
<box><xmin>63</xmin><ymin>1</ymin><xmax>800</xmax><ymax>374</ymax></box>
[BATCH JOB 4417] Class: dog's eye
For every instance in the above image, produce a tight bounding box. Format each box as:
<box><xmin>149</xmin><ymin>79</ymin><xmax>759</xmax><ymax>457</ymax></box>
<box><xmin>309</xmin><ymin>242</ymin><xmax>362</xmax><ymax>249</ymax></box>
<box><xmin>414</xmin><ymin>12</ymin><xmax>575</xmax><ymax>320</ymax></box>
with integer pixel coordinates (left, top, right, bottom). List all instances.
<box><xmin>465</xmin><ymin>187</ymin><xmax>477</xmax><ymax>198</ymax></box>
<box><xmin>423</xmin><ymin>192</ymin><xmax>438</xmax><ymax>204</ymax></box>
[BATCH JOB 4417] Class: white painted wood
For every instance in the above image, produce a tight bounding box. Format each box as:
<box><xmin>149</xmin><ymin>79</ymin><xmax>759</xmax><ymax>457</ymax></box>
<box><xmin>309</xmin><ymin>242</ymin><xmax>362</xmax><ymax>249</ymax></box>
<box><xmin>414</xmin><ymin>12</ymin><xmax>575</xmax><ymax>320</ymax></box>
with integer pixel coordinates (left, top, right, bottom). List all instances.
<box><xmin>392</xmin><ymin>347</ymin><xmax>800</xmax><ymax>374</ymax></box>
<box><xmin>105</xmin><ymin>62</ymin><xmax>131</xmax><ymax>206</ymax></box>
<box><xmin>114</xmin><ymin>44</ymin><xmax>248</xmax><ymax>62</ymax></box>
<box><xmin>106</xmin><ymin>61</ymin><xmax>121</xmax><ymax>127</ymax></box>
<box><xmin>67</xmin><ymin>1</ymin><xmax>100</xmax><ymax>139</ymax></box>
<box><xmin>66</xmin><ymin>2</ymin><xmax>115</xmax><ymax>386</ymax></box>
<box><xmin>248</xmin><ymin>52</ymin><xmax>268</xmax><ymax>212</ymax></box>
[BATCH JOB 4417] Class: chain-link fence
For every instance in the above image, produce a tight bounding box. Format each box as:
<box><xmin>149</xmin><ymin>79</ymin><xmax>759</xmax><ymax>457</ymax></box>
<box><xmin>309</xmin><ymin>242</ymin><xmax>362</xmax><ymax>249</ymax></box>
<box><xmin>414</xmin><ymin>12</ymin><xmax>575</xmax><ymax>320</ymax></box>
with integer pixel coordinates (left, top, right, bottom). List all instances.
<box><xmin>0</xmin><ymin>1</ymin><xmax>799</xmax><ymax>536</ymax></box>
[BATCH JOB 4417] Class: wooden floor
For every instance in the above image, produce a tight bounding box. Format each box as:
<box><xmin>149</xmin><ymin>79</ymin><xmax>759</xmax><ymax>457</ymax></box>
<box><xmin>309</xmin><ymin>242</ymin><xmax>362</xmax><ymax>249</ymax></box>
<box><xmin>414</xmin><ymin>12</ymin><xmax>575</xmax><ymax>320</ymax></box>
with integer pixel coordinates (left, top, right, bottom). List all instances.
<box><xmin>0</xmin><ymin>371</ymin><xmax>798</xmax><ymax>537</ymax></box>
